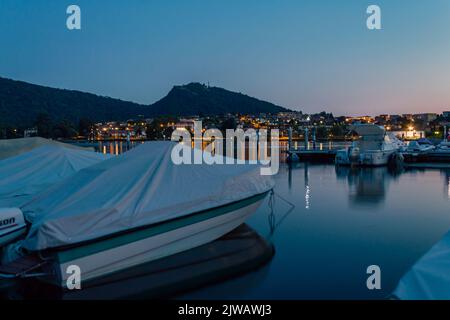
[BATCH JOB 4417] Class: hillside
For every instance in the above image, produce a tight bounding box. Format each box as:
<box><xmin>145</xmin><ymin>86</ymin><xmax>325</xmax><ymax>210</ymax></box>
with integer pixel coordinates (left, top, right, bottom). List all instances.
<box><xmin>0</xmin><ymin>77</ymin><xmax>149</xmax><ymax>128</ymax></box>
<box><xmin>151</xmin><ymin>82</ymin><xmax>289</xmax><ymax>116</ymax></box>
<box><xmin>0</xmin><ymin>77</ymin><xmax>290</xmax><ymax>128</ymax></box>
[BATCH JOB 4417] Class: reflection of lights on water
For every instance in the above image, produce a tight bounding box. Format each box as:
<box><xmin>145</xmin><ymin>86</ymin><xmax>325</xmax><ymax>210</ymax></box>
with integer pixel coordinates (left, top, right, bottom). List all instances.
<box><xmin>448</xmin><ymin>178</ymin><xmax>450</xmax><ymax>199</ymax></box>
<box><xmin>305</xmin><ymin>185</ymin><xmax>310</xmax><ymax>209</ymax></box>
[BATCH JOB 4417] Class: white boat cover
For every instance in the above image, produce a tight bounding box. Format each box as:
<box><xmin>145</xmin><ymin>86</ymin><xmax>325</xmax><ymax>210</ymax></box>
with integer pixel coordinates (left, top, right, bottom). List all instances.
<box><xmin>350</xmin><ymin>124</ymin><xmax>385</xmax><ymax>137</ymax></box>
<box><xmin>0</xmin><ymin>145</ymin><xmax>111</xmax><ymax>208</ymax></box>
<box><xmin>21</xmin><ymin>141</ymin><xmax>274</xmax><ymax>251</ymax></box>
<box><xmin>394</xmin><ymin>231</ymin><xmax>450</xmax><ymax>299</ymax></box>
<box><xmin>0</xmin><ymin>137</ymin><xmax>93</xmax><ymax>160</ymax></box>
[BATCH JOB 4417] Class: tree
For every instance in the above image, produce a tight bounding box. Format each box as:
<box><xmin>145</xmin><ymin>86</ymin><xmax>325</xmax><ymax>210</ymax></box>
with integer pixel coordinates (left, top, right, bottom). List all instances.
<box><xmin>78</xmin><ymin>118</ymin><xmax>93</xmax><ymax>137</ymax></box>
<box><xmin>52</xmin><ymin>119</ymin><xmax>77</xmax><ymax>139</ymax></box>
<box><xmin>0</xmin><ymin>126</ymin><xmax>20</xmax><ymax>139</ymax></box>
<box><xmin>315</xmin><ymin>126</ymin><xmax>329</xmax><ymax>140</ymax></box>
<box><xmin>330</xmin><ymin>124</ymin><xmax>345</xmax><ymax>138</ymax></box>
<box><xmin>220</xmin><ymin>117</ymin><xmax>237</xmax><ymax>131</ymax></box>
<box><xmin>146</xmin><ymin>119</ymin><xmax>164</xmax><ymax>140</ymax></box>
<box><xmin>35</xmin><ymin>112</ymin><xmax>53</xmax><ymax>138</ymax></box>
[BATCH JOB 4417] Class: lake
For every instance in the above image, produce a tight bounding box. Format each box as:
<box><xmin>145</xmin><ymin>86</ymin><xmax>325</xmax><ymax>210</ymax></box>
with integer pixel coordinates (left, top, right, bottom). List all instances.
<box><xmin>180</xmin><ymin>163</ymin><xmax>450</xmax><ymax>299</ymax></box>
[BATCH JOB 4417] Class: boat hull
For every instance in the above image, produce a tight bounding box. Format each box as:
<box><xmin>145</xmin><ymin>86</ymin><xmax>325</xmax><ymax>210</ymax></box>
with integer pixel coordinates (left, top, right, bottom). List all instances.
<box><xmin>6</xmin><ymin>224</ymin><xmax>273</xmax><ymax>299</ymax></box>
<box><xmin>43</xmin><ymin>193</ymin><xmax>267</xmax><ymax>287</ymax></box>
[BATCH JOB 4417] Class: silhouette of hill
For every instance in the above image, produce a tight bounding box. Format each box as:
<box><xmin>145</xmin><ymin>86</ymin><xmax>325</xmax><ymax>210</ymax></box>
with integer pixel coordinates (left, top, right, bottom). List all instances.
<box><xmin>0</xmin><ymin>77</ymin><xmax>290</xmax><ymax>128</ymax></box>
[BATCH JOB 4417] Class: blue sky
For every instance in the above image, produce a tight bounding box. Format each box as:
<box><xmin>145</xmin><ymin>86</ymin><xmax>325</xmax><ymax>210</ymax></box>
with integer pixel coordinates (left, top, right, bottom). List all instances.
<box><xmin>1</xmin><ymin>0</ymin><xmax>450</xmax><ymax>115</ymax></box>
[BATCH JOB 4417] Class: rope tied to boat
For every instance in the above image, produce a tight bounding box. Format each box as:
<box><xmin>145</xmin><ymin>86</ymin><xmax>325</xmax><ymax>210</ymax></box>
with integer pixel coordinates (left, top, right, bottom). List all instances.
<box><xmin>266</xmin><ymin>189</ymin><xmax>295</xmax><ymax>240</ymax></box>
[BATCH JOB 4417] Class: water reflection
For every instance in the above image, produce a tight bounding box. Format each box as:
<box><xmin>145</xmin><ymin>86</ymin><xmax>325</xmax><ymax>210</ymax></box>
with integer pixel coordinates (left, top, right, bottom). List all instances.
<box><xmin>287</xmin><ymin>164</ymin><xmax>450</xmax><ymax>209</ymax></box>
<box><xmin>184</xmin><ymin>164</ymin><xmax>450</xmax><ymax>299</ymax></box>
<box><xmin>304</xmin><ymin>163</ymin><xmax>310</xmax><ymax>209</ymax></box>
<box><xmin>444</xmin><ymin>170</ymin><xmax>450</xmax><ymax>199</ymax></box>
<box><xmin>288</xmin><ymin>163</ymin><xmax>392</xmax><ymax>209</ymax></box>
<box><xmin>97</xmin><ymin>140</ymin><xmax>141</xmax><ymax>155</ymax></box>
<box><xmin>336</xmin><ymin>166</ymin><xmax>393</xmax><ymax>207</ymax></box>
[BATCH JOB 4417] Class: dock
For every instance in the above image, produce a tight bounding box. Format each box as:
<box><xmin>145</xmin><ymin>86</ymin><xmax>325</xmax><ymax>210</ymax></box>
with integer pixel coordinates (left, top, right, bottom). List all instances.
<box><xmin>286</xmin><ymin>127</ymin><xmax>342</xmax><ymax>162</ymax></box>
<box><xmin>285</xmin><ymin>127</ymin><xmax>450</xmax><ymax>166</ymax></box>
<box><xmin>402</xmin><ymin>152</ymin><xmax>450</xmax><ymax>164</ymax></box>
<box><xmin>287</xmin><ymin>149</ymin><xmax>337</xmax><ymax>162</ymax></box>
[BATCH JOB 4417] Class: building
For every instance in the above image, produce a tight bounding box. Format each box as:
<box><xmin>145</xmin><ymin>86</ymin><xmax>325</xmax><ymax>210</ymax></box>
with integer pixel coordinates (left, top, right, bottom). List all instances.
<box><xmin>175</xmin><ymin>119</ymin><xmax>196</xmax><ymax>131</ymax></box>
<box><xmin>392</xmin><ymin>130</ymin><xmax>425</xmax><ymax>140</ymax></box>
<box><xmin>24</xmin><ymin>127</ymin><xmax>38</xmax><ymax>137</ymax></box>
<box><xmin>402</xmin><ymin>114</ymin><xmax>414</xmax><ymax>121</ymax></box>
<box><xmin>413</xmin><ymin>113</ymin><xmax>438</xmax><ymax>123</ymax></box>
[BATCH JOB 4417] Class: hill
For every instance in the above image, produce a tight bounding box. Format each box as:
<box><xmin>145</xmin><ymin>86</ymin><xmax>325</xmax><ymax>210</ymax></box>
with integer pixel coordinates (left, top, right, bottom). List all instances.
<box><xmin>0</xmin><ymin>77</ymin><xmax>290</xmax><ymax>128</ymax></box>
<box><xmin>151</xmin><ymin>82</ymin><xmax>289</xmax><ymax>116</ymax></box>
<box><xmin>0</xmin><ymin>77</ymin><xmax>149</xmax><ymax>128</ymax></box>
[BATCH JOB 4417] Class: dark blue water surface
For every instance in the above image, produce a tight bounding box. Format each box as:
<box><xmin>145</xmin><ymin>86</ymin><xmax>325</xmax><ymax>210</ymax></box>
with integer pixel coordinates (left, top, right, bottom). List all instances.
<box><xmin>181</xmin><ymin>163</ymin><xmax>450</xmax><ymax>299</ymax></box>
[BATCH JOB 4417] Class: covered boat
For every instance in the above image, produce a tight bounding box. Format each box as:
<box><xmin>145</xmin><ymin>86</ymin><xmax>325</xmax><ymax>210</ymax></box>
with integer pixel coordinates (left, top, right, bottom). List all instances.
<box><xmin>393</xmin><ymin>231</ymin><xmax>450</xmax><ymax>300</ymax></box>
<box><xmin>1</xmin><ymin>141</ymin><xmax>273</xmax><ymax>287</ymax></box>
<box><xmin>0</xmin><ymin>137</ymin><xmax>94</xmax><ymax>160</ymax></box>
<box><xmin>0</xmin><ymin>144</ymin><xmax>110</xmax><ymax>208</ymax></box>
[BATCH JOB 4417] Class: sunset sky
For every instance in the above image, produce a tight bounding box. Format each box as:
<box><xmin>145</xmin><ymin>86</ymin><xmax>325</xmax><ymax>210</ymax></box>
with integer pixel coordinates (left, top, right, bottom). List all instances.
<box><xmin>1</xmin><ymin>0</ymin><xmax>450</xmax><ymax>115</ymax></box>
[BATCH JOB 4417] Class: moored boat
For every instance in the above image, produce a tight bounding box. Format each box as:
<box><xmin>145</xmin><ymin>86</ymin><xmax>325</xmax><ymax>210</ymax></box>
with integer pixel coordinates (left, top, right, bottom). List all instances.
<box><xmin>0</xmin><ymin>143</ymin><xmax>111</xmax><ymax>208</ymax></box>
<box><xmin>335</xmin><ymin>124</ymin><xmax>401</xmax><ymax>166</ymax></box>
<box><xmin>402</xmin><ymin>140</ymin><xmax>450</xmax><ymax>164</ymax></box>
<box><xmin>0</xmin><ymin>142</ymin><xmax>273</xmax><ymax>287</ymax></box>
<box><xmin>393</xmin><ymin>230</ymin><xmax>450</xmax><ymax>300</ymax></box>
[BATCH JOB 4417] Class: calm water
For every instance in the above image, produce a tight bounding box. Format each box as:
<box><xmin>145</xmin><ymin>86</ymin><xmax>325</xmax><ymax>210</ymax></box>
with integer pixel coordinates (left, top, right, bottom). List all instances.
<box><xmin>180</xmin><ymin>164</ymin><xmax>450</xmax><ymax>299</ymax></box>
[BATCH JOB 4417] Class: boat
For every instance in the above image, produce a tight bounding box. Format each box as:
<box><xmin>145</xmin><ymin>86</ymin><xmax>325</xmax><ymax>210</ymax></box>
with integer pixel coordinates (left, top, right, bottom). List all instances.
<box><xmin>424</xmin><ymin>141</ymin><xmax>450</xmax><ymax>162</ymax></box>
<box><xmin>402</xmin><ymin>139</ymin><xmax>450</xmax><ymax>164</ymax></box>
<box><xmin>0</xmin><ymin>137</ymin><xmax>95</xmax><ymax>160</ymax></box>
<box><xmin>393</xmin><ymin>230</ymin><xmax>450</xmax><ymax>300</ymax></box>
<box><xmin>405</xmin><ymin>139</ymin><xmax>435</xmax><ymax>153</ymax></box>
<box><xmin>0</xmin><ymin>142</ymin><xmax>111</xmax><ymax>208</ymax></box>
<box><xmin>0</xmin><ymin>142</ymin><xmax>273</xmax><ymax>287</ymax></box>
<box><xmin>436</xmin><ymin>141</ymin><xmax>450</xmax><ymax>153</ymax></box>
<box><xmin>0</xmin><ymin>224</ymin><xmax>274</xmax><ymax>299</ymax></box>
<box><xmin>335</xmin><ymin>124</ymin><xmax>401</xmax><ymax>166</ymax></box>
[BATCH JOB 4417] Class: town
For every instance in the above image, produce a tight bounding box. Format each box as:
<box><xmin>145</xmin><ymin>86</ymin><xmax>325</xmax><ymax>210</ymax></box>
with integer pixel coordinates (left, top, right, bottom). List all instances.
<box><xmin>4</xmin><ymin>110</ymin><xmax>449</xmax><ymax>143</ymax></box>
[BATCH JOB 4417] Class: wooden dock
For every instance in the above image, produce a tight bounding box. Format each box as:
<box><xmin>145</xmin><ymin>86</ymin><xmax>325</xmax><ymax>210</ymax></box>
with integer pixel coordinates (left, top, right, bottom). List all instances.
<box><xmin>287</xmin><ymin>149</ymin><xmax>338</xmax><ymax>162</ymax></box>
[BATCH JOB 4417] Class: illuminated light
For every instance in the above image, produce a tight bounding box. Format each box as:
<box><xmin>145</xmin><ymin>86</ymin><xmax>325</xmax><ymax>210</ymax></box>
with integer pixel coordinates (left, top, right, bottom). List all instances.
<box><xmin>305</xmin><ymin>185</ymin><xmax>310</xmax><ymax>209</ymax></box>
<box><xmin>448</xmin><ymin>177</ymin><xmax>450</xmax><ymax>199</ymax></box>
<box><xmin>408</xmin><ymin>126</ymin><xmax>414</xmax><ymax>131</ymax></box>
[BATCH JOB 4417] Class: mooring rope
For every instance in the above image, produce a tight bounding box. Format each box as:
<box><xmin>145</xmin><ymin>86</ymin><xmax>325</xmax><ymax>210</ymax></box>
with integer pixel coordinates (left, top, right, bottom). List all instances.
<box><xmin>266</xmin><ymin>189</ymin><xmax>296</xmax><ymax>240</ymax></box>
